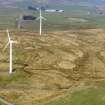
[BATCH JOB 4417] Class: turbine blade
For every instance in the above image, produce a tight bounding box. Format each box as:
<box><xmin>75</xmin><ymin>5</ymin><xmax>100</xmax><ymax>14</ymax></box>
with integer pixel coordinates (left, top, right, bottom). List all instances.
<box><xmin>6</xmin><ymin>29</ymin><xmax>11</xmax><ymax>42</ymax></box>
<box><xmin>40</xmin><ymin>9</ymin><xmax>42</xmax><ymax>15</ymax></box>
<box><xmin>3</xmin><ymin>42</ymin><xmax>9</xmax><ymax>51</ymax></box>
<box><xmin>36</xmin><ymin>17</ymin><xmax>40</xmax><ymax>20</ymax></box>
<box><xmin>41</xmin><ymin>16</ymin><xmax>46</xmax><ymax>20</ymax></box>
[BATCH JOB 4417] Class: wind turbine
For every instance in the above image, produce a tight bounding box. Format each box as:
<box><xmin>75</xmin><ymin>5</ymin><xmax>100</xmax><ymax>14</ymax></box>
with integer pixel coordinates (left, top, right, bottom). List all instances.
<box><xmin>4</xmin><ymin>29</ymin><xmax>17</xmax><ymax>74</ymax></box>
<box><xmin>37</xmin><ymin>9</ymin><xmax>46</xmax><ymax>35</ymax></box>
<box><xmin>17</xmin><ymin>14</ymin><xmax>23</xmax><ymax>29</ymax></box>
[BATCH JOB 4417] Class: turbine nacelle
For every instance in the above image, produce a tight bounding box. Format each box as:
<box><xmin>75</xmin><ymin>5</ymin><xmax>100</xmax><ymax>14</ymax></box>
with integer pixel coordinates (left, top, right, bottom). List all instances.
<box><xmin>6</xmin><ymin>29</ymin><xmax>18</xmax><ymax>43</ymax></box>
<box><xmin>10</xmin><ymin>40</ymin><xmax>18</xmax><ymax>44</ymax></box>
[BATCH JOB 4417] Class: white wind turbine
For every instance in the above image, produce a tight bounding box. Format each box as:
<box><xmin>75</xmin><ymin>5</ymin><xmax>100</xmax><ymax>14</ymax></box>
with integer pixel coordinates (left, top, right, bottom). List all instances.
<box><xmin>4</xmin><ymin>29</ymin><xmax>18</xmax><ymax>74</ymax></box>
<box><xmin>37</xmin><ymin>9</ymin><xmax>46</xmax><ymax>35</ymax></box>
<box><xmin>17</xmin><ymin>14</ymin><xmax>23</xmax><ymax>29</ymax></box>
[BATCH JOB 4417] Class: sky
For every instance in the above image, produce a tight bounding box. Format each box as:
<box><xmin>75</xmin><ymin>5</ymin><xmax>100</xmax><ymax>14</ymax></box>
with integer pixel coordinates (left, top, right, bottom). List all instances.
<box><xmin>0</xmin><ymin>0</ymin><xmax>105</xmax><ymax>6</ymax></box>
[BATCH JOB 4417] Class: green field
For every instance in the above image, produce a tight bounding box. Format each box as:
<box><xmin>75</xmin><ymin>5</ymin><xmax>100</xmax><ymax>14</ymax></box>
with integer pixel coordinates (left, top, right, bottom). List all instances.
<box><xmin>0</xmin><ymin>5</ymin><xmax>105</xmax><ymax>31</ymax></box>
<box><xmin>44</xmin><ymin>87</ymin><xmax>105</xmax><ymax>105</ymax></box>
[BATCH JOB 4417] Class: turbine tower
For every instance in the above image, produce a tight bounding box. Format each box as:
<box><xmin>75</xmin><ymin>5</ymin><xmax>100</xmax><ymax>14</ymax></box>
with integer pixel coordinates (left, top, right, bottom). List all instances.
<box><xmin>4</xmin><ymin>29</ymin><xmax>17</xmax><ymax>74</ymax></box>
<box><xmin>37</xmin><ymin>9</ymin><xmax>46</xmax><ymax>35</ymax></box>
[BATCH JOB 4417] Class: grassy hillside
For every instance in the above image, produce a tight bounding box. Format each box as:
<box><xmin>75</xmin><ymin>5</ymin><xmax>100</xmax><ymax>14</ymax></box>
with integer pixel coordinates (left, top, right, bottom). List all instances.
<box><xmin>0</xmin><ymin>1</ymin><xmax>105</xmax><ymax>105</ymax></box>
<box><xmin>0</xmin><ymin>28</ymin><xmax>105</xmax><ymax>104</ymax></box>
<box><xmin>45</xmin><ymin>87</ymin><xmax>105</xmax><ymax>105</ymax></box>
